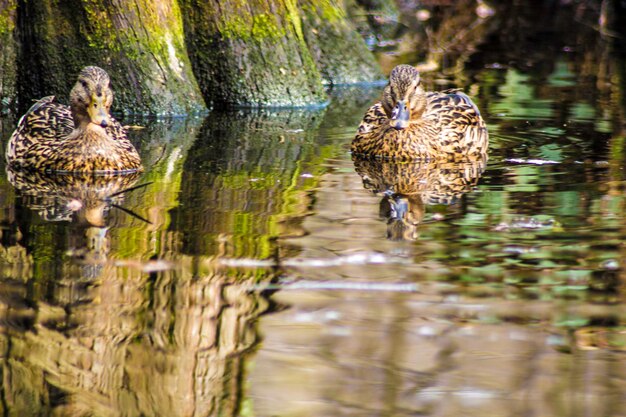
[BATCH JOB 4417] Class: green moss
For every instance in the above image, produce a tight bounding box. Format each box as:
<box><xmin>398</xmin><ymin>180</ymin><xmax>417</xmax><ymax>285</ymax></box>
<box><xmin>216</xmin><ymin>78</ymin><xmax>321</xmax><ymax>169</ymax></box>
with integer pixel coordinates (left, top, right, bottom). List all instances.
<box><xmin>219</xmin><ymin>12</ymin><xmax>286</xmax><ymax>41</ymax></box>
<box><xmin>78</xmin><ymin>0</ymin><xmax>206</xmax><ymax>114</ymax></box>
<box><xmin>221</xmin><ymin>15</ymin><xmax>250</xmax><ymax>39</ymax></box>
<box><xmin>300</xmin><ymin>0</ymin><xmax>345</xmax><ymax>23</ymax></box>
<box><xmin>0</xmin><ymin>1</ymin><xmax>16</xmax><ymax>35</ymax></box>
<box><xmin>320</xmin><ymin>2</ymin><xmax>345</xmax><ymax>21</ymax></box>
<box><xmin>81</xmin><ymin>1</ymin><xmax>121</xmax><ymax>51</ymax></box>
<box><xmin>284</xmin><ymin>0</ymin><xmax>305</xmax><ymax>43</ymax></box>
<box><xmin>298</xmin><ymin>0</ymin><xmax>382</xmax><ymax>84</ymax></box>
<box><xmin>179</xmin><ymin>0</ymin><xmax>328</xmax><ymax>107</ymax></box>
<box><xmin>0</xmin><ymin>1</ymin><xmax>17</xmax><ymax>111</ymax></box>
<box><xmin>284</xmin><ymin>0</ymin><xmax>320</xmax><ymax>79</ymax></box>
<box><xmin>251</xmin><ymin>13</ymin><xmax>286</xmax><ymax>39</ymax></box>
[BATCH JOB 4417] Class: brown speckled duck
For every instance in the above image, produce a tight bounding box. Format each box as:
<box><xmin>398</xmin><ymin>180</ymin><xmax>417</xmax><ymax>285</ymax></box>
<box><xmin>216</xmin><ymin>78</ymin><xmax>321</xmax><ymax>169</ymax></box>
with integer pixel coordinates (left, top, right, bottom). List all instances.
<box><xmin>352</xmin><ymin>64</ymin><xmax>488</xmax><ymax>161</ymax></box>
<box><xmin>6</xmin><ymin>66</ymin><xmax>142</xmax><ymax>173</ymax></box>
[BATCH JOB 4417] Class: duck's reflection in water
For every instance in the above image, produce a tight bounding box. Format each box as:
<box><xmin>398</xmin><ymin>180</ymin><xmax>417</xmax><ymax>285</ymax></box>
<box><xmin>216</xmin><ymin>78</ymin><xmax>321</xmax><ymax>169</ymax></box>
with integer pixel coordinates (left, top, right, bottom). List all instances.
<box><xmin>6</xmin><ymin>167</ymin><xmax>143</xmax><ymax>276</ymax></box>
<box><xmin>353</xmin><ymin>156</ymin><xmax>486</xmax><ymax>240</ymax></box>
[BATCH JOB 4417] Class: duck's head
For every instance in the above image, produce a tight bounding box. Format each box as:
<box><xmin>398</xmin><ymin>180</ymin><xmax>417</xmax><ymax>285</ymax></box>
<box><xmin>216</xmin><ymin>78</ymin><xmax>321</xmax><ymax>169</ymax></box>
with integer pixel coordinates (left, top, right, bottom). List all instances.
<box><xmin>382</xmin><ymin>65</ymin><xmax>425</xmax><ymax>130</ymax></box>
<box><xmin>69</xmin><ymin>66</ymin><xmax>114</xmax><ymax>129</ymax></box>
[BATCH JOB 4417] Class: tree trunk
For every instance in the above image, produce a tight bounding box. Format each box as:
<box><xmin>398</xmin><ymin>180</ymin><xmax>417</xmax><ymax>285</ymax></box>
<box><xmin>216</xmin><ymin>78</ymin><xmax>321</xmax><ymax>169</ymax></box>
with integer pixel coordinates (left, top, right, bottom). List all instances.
<box><xmin>14</xmin><ymin>0</ymin><xmax>206</xmax><ymax>115</ymax></box>
<box><xmin>4</xmin><ymin>0</ymin><xmax>382</xmax><ymax>112</ymax></box>
<box><xmin>299</xmin><ymin>0</ymin><xmax>383</xmax><ymax>85</ymax></box>
<box><xmin>179</xmin><ymin>0</ymin><xmax>329</xmax><ymax>108</ymax></box>
<box><xmin>0</xmin><ymin>0</ymin><xmax>17</xmax><ymax>113</ymax></box>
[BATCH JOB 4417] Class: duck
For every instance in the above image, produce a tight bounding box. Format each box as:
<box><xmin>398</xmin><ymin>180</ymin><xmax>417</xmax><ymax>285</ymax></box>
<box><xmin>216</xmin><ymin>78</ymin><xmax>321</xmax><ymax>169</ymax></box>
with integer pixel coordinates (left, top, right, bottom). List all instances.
<box><xmin>352</xmin><ymin>64</ymin><xmax>488</xmax><ymax>161</ymax></box>
<box><xmin>6</xmin><ymin>66</ymin><xmax>142</xmax><ymax>173</ymax></box>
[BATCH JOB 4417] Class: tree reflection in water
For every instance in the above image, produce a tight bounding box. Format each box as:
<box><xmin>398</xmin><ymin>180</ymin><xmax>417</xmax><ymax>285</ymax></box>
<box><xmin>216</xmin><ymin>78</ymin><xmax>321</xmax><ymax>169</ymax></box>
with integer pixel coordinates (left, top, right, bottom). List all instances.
<box><xmin>0</xmin><ymin>109</ymin><xmax>326</xmax><ymax>416</ymax></box>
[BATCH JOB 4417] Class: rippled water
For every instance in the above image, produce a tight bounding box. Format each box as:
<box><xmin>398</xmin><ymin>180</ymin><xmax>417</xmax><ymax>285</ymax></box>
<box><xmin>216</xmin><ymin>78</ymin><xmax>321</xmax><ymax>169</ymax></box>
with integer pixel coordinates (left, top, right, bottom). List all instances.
<box><xmin>1</xmin><ymin>3</ymin><xmax>626</xmax><ymax>417</ymax></box>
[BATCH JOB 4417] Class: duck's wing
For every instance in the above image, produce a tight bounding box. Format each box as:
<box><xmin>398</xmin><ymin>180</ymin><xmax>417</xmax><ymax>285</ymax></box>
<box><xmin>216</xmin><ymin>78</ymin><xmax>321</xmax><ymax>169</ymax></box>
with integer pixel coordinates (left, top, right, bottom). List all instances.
<box><xmin>352</xmin><ymin>102</ymin><xmax>388</xmax><ymax>156</ymax></box>
<box><xmin>426</xmin><ymin>91</ymin><xmax>489</xmax><ymax>159</ymax></box>
<box><xmin>6</xmin><ymin>96</ymin><xmax>75</xmax><ymax>164</ymax></box>
<box><xmin>15</xmin><ymin>96</ymin><xmax>74</xmax><ymax>141</ymax></box>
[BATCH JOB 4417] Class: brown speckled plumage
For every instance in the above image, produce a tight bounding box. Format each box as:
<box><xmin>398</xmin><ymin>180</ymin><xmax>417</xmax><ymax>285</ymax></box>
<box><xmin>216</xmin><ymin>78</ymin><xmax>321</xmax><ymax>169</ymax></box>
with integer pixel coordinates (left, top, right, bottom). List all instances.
<box><xmin>6</xmin><ymin>66</ymin><xmax>142</xmax><ymax>173</ymax></box>
<box><xmin>352</xmin><ymin>65</ymin><xmax>488</xmax><ymax>161</ymax></box>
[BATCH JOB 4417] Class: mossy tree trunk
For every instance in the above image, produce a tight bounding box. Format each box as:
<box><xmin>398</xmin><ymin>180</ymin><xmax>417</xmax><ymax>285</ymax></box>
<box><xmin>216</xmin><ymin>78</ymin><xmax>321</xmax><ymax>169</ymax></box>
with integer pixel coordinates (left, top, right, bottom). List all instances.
<box><xmin>15</xmin><ymin>0</ymin><xmax>206</xmax><ymax>115</ymax></box>
<box><xmin>299</xmin><ymin>0</ymin><xmax>382</xmax><ymax>85</ymax></box>
<box><xmin>179</xmin><ymin>0</ymin><xmax>328</xmax><ymax>108</ymax></box>
<box><xmin>3</xmin><ymin>0</ymin><xmax>381</xmax><ymax>113</ymax></box>
<box><xmin>0</xmin><ymin>0</ymin><xmax>17</xmax><ymax>113</ymax></box>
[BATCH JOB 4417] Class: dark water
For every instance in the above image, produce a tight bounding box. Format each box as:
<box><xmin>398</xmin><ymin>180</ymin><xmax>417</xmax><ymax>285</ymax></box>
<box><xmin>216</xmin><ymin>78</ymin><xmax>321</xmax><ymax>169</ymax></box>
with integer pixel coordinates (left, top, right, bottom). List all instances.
<box><xmin>1</xmin><ymin>3</ymin><xmax>626</xmax><ymax>416</ymax></box>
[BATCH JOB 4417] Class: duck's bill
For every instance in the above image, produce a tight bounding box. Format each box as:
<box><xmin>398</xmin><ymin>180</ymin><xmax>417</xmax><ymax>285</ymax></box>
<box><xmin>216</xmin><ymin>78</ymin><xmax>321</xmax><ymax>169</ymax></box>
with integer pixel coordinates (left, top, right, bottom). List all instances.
<box><xmin>390</xmin><ymin>100</ymin><xmax>410</xmax><ymax>130</ymax></box>
<box><xmin>88</xmin><ymin>96</ymin><xmax>110</xmax><ymax>128</ymax></box>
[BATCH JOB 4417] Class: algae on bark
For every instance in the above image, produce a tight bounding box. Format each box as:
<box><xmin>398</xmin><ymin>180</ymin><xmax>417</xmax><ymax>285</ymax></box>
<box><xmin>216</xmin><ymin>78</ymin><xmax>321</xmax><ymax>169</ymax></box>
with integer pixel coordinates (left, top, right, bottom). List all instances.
<box><xmin>0</xmin><ymin>0</ymin><xmax>17</xmax><ymax>113</ymax></box>
<box><xmin>180</xmin><ymin>0</ymin><xmax>328</xmax><ymax>108</ymax></box>
<box><xmin>6</xmin><ymin>0</ymin><xmax>383</xmax><ymax>111</ymax></box>
<box><xmin>299</xmin><ymin>0</ymin><xmax>383</xmax><ymax>85</ymax></box>
<box><xmin>15</xmin><ymin>0</ymin><xmax>206</xmax><ymax>115</ymax></box>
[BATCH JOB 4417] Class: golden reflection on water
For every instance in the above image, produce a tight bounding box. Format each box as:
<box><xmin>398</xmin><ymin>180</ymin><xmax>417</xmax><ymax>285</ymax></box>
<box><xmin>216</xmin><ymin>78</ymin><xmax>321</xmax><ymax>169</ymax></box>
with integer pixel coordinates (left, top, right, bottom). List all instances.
<box><xmin>0</xmin><ymin>111</ymin><xmax>312</xmax><ymax>415</ymax></box>
<box><xmin>0</xmin><ymin>264</ymin><xmax>269</xmax><ymax>416</ymax></box>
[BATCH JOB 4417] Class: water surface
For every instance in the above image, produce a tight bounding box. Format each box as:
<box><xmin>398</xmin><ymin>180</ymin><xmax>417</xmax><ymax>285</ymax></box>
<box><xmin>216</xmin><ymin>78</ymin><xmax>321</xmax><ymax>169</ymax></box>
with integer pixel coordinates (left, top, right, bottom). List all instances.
<box><xmin>1</xmin><ymin>3</ymin><xmax>626</xmax><ymax>416</ymax></box>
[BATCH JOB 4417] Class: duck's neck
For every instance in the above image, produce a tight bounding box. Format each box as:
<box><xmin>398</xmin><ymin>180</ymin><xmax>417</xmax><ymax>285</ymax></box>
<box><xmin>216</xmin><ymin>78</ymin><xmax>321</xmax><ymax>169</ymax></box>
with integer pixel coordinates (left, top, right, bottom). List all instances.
<box><xmin>410</xmin><ymin>94</ymin><xmax>427</xmax><ymax>120</ymax></box>
<box><xmin>69</xmin><ymin>121</ymin><xmax>110</xmax><ymax>143</ymax></box>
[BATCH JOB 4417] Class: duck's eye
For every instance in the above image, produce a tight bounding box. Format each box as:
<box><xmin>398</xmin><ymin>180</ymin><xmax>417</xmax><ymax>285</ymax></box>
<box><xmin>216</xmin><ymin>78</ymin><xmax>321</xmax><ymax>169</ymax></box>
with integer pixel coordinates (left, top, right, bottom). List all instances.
<box><xmin>80</xmin><ymin>80</ymin><xmax>89</xmax><ymax>89</ymax></box>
